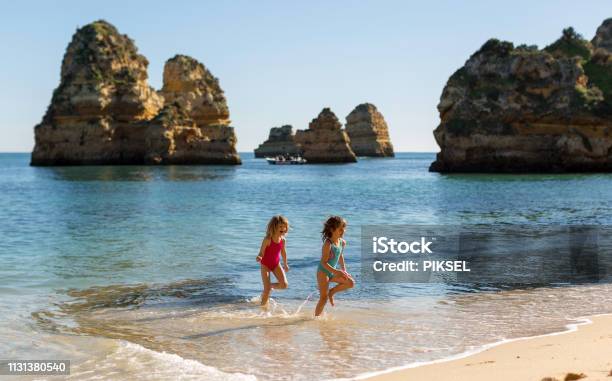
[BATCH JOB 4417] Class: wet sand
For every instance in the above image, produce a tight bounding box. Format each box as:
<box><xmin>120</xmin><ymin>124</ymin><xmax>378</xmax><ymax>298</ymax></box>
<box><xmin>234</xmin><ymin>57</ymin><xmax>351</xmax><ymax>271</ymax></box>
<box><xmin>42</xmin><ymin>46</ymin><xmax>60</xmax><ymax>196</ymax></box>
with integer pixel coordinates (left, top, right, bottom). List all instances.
<box><xmin>363</xmin><ymin>314</ymin><xmax>612</xmax><ymax>381</ymax></box>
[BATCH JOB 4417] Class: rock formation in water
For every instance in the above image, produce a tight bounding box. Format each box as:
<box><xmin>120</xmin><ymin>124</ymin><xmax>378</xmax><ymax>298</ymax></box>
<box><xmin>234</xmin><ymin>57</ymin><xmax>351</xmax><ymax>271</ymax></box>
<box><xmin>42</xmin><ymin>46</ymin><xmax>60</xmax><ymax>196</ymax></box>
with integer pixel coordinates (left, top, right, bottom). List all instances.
<box><xmin>144</xmin><ymin>102</ymin><xmax>238</xmax><ymax>164</ymax></box>
<box><xmin>295</xmin><ymin>108</ymin><xmax>356</xmax><ymax>163</ymax></box>
<box><xmin>31</xmin><ymin>20</ymin><xmax>240</xmax><ymax>165</ymax></box>
<box><xmin>149</xmin><ymin>55</ymin><xmax>240</xmax><ymax>164</ymax></box>
<box><xmin>31</xmin><ymin>20</ymin><xmax>162</xmax><ymax>165</ymax></box>
<box><xmin>253</xmin><ymin>125</ymin><xmax>301</xmax><ymax>158</ymax></box>
<box><xmin>345</xmin><ymin>103</ymin><xmax>394</xmax><ymax>157</ymax></box>
<box><xmin>430</xmin><ymin>18</ymin><xmax>612</xmax><ymax>173</ymax></box>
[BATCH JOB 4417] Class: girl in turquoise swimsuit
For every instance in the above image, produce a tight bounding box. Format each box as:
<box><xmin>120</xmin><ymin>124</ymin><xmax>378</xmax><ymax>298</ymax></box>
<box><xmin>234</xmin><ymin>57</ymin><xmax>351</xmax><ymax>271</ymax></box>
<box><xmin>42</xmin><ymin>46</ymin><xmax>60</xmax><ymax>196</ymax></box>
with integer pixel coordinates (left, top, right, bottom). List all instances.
<box><xmin>315</xmin><ymin>216</ymin><xmax>355</xmax><ymax>317</ymax></box>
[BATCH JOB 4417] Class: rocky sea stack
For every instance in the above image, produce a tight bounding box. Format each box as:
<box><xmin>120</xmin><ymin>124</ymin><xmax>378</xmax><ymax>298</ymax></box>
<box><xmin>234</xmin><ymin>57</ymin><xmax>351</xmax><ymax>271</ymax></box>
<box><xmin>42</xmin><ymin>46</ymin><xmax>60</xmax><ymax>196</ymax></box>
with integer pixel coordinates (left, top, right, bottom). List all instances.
<box><xmin>295</xmin><ymin>108</ymin><xmax>357</xmax><ymax>163</ymax></box>
<box><xmin>253</xmin><ymin>125</ymin><xmax>300</xmax><ymax>158</ymax></box>
<box><xmin>345</xmin><ymin>103</ymin><xmax>394</xmax><ymax>157</ymax></box>
<box><xmin>31</xmin><ymin>20</ymin><xmax>240</xmax><ymax>166</ymax></box>
<box><xmin>148</xmin><ymin>55</ymin><xmax>240</xmax><ymax>164</ymax></box>
<box><xmin>430</xmin><ymin>18</ymin><xmax>612</xmax><ymax>173</ymax></box>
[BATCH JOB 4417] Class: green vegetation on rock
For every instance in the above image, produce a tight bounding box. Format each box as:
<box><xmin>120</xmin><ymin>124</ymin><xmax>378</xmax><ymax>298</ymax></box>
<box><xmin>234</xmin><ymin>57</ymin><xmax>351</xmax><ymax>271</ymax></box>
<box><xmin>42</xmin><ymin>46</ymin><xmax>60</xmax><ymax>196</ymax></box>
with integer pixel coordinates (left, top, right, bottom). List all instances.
<box><xmin>472</xmin><ymin>39</ymin><xmax>514</xmax><ymax>58</ymax></box>
<box><xmin>584</xmin><ymin>61</ymin><xmax>612</xmax><ymax>107</ymax></box>
<box><xmin>447</xmin><ymin>24</ymin><xmax>611</xmax><ymax>118</ymax></box>
<box><xmin>544</xmin><ymin>27</ymin><xmax>592</xmax><ymax>62</ymax></box>
<box><xmin>66</xmin><ymin>20</ymin><xmax>144</xmax><ymax>88</ymax></box>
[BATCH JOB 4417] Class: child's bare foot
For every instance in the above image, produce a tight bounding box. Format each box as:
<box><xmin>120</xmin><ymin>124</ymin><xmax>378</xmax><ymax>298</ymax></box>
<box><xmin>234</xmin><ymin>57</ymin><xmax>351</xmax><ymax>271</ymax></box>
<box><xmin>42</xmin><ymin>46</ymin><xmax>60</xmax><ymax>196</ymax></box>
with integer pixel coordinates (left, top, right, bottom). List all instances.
<box><xmin>328</xmin><ymin>290</ymin><xmax>336</xmax><ymax>306</ymax></box>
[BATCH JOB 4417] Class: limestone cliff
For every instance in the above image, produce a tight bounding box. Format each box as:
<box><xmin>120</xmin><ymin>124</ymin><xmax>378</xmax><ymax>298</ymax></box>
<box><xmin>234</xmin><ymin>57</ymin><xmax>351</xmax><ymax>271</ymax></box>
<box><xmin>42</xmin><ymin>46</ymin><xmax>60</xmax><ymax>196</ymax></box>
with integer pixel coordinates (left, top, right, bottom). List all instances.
<box><xmin>345</xmin><ymin>103</ymin><xmax>394</xmax><ymax>157</ymax></box>
<box><xmin>143</xmin><ymin>103</ymin><xmax>237</xmax><ymax>164</ymax></box>
<box><xmin>254</xmin><ymin>125</ymin><xmax>301</xmax><ymax>158</ymax></box>
<box><xmin>295</xmin><ymin>108</ymin><xmax>356</xmax><ymax>163</ymax></box>
<box><xmin>430</xmin><ymin>19</ymin><xmax>612</xmax><ymax>173</ymax></box>
<box><xmin>160</xmin><ymin>54</ymin><xmax>231</xmax><ymax>127</ymax></box>
<box><xmin>31</xmin><ymin>20</ymin><xmax>162</xmax><ymax>165</ymax></box>
<box><xmin>31</xmin><ymin>20</ymin><xmax>240</xmax><ymax>165</ymax></box>
<box><xmin>157</xmin><ymin>55</ymin><xmax>240</xmax><ymax>164</ymax></box>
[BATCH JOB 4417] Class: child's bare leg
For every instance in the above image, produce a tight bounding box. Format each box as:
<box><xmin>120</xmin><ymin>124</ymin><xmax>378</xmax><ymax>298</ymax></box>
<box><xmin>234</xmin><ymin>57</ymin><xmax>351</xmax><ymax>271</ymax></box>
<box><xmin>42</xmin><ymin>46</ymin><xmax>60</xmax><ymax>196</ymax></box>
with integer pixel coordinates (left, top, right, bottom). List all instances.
<box><xmin>315</xmin><ymin>271</ymin><xmax>329</xmax><ymax>317</ymax></box>
<box><xmin>260</xmin><ymin>265</ymin><xmax>272</xmax><ymax>306</ymax></box>
<box><xmin>264</xmin><ymin>265</ymin><xmax>288</xmax><ymax>290</ymax></box>
<box><xmin>328</xmin><ymin>275</ymin><xmax>355</xmax><ymax>306</ymax></box>
<box><xmin>271</xmin><ymin>266</ymin><xmax>288</xmax><ymax>289</ymax></box>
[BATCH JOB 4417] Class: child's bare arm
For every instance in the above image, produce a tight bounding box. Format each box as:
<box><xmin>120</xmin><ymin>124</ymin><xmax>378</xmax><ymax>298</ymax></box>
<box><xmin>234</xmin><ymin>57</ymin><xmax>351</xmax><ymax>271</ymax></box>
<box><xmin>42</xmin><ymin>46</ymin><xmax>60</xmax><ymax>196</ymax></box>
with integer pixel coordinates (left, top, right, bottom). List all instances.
<box><xmin>339</xmin><ymin>240</ymin><xmax>352</xmax><ymax>278</ymax></box>
<box><xmin>256</xmin><ymin>238</ymin><xmax>269</xmax><ymax>262</ymax></box>
<box><xmin>339</xmin><ymin>253</ymin><xmax>346</xmax><ymax>271</ymax></box>
<box><xmin>338</xmin><ymin>253</ymin><xmax>353</xmax><ymax>280</ymax></box>
<box><xmin>281</xmin><ymin>238</ymin><xmax>288</xmax><ymax>270</ymax></box>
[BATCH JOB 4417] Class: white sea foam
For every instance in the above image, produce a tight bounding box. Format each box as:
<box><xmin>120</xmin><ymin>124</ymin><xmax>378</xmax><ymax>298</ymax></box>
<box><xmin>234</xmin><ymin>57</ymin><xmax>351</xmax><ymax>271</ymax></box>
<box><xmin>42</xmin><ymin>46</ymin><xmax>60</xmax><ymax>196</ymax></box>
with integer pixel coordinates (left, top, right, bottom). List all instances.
<box><xmin>68</xmin><ymin>340</ymin><xmax>257</xmax><ymax>381</ymax></box>
<box><xmin>191</xmin><ymin>295</ymin><xmax>316</xmax><ymax>320</ymax></box>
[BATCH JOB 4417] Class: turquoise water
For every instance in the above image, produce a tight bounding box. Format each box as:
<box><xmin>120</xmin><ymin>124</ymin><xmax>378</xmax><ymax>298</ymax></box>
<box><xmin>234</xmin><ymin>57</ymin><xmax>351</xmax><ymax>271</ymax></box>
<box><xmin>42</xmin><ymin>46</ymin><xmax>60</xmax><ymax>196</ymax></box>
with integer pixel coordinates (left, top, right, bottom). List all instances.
<box><xmin>2</xmin><ymin>152</ymin><xmax>612</xmax><ymax>380</ymax></box>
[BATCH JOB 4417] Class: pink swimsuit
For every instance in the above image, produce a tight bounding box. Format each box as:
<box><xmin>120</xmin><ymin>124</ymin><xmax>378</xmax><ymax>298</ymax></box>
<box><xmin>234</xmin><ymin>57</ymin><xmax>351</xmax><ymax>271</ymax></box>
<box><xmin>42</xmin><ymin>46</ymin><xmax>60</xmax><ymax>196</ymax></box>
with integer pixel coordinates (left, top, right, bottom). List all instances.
<box><xmin>261</xmin><ymin>238</ymin><xmax>283</xmax><ymax>270</ymax></box>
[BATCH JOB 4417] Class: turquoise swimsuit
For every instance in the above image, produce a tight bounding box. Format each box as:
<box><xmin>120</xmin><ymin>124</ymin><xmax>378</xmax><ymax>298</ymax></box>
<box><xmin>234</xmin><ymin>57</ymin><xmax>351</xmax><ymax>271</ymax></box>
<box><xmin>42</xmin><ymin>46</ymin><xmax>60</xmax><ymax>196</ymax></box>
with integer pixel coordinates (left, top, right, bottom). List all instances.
<box><xmin>318</xmin><ymin>239</ymin><xmax>344</xmax><ymax>278</ymax></box>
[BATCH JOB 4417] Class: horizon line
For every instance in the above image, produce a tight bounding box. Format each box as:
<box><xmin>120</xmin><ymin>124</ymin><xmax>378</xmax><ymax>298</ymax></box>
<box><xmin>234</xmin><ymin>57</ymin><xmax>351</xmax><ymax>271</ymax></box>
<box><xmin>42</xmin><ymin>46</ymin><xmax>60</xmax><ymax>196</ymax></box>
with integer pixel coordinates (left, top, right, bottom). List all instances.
<box><xmin>0</xmin><ymin>151</ymin><xmax>438</xmax><ymax>154</ymax></box>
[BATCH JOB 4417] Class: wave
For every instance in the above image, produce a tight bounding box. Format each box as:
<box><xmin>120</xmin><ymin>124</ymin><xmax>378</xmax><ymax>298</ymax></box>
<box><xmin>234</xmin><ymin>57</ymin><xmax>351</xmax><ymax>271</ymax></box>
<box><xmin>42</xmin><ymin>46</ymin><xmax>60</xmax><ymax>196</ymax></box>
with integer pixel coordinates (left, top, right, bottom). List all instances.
<box><xmin>69</xmin><ymin>340</ymin><xmax>257</xmax><ymax>381</ymax></box>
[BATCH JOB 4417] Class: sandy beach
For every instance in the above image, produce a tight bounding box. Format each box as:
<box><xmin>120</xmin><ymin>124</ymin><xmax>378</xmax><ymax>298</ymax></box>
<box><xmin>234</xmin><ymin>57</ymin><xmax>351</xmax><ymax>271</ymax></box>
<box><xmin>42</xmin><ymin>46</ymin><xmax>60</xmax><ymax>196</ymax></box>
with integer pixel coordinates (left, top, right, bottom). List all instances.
<box><xmin>363</xmin><ymin>314</ymin><xmax>612</xmax><ymax>381</ymax></box>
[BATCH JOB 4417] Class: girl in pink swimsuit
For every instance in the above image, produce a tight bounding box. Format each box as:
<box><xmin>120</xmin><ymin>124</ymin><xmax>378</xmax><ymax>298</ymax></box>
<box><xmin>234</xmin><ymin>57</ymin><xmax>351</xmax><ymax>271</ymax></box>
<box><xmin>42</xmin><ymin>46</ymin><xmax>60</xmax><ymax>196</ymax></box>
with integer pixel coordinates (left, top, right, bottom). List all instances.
<box><xmin>256</xmin><ymin>215</ymin><xmax>290</xmax><ymax>306</ymax></box>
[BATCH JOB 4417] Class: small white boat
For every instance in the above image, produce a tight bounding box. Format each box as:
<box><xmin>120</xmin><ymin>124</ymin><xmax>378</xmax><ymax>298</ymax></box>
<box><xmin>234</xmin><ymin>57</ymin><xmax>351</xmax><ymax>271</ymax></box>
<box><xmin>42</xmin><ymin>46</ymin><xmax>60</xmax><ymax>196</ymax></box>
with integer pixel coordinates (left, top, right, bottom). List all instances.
<box><xmin>265</xmin><ymin>155</ymin><xmax>307</xmax><ymax>165</ymax></box>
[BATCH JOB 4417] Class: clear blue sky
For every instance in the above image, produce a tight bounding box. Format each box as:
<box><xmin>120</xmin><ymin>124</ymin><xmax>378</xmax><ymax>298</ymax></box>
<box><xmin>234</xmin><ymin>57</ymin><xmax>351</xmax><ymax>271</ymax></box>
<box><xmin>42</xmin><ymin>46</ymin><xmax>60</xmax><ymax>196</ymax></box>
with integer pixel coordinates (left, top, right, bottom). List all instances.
<box><xmin>1</xmin><ymin>1</ymin><xmax>610</xmax><ymax>152</ymax></box>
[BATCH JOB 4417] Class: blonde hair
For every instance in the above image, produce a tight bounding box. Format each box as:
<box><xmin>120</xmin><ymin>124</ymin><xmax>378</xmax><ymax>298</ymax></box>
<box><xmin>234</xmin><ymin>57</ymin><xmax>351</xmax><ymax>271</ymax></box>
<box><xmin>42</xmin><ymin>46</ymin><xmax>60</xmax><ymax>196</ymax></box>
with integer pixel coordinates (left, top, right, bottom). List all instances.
<box><xmin>266</xmin><ymin>215</ymin><xmax>289</xmax><ymax>238</ymax></box>
<box><xmin>321</xmin><ymin>216</ymin><xmax>346</xmax><ymax>241</ymax></box>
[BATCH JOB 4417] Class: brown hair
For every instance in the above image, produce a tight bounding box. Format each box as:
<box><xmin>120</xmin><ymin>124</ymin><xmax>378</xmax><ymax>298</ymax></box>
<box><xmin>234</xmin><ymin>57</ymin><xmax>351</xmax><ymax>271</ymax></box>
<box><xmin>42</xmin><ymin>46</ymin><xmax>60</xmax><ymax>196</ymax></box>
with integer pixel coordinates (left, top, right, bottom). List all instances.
<box><xmin>266</xmin><ymin>215</ymin><xmax>289</xmax><ymax>238</ymax></box>
<box><xmin>321</xmin><ymin>216</ymin><xmax>346</xmax><ymax>241</ymax></box>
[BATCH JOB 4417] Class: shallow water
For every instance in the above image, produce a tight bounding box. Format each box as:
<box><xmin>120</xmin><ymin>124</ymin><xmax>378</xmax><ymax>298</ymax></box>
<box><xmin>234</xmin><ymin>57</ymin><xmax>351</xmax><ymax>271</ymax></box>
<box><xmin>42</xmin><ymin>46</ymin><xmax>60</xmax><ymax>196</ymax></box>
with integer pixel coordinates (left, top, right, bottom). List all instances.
<box><xmin>2</xmin><ymin>152</ymin><xmax>612</xmax><ymax>380</ymax></box>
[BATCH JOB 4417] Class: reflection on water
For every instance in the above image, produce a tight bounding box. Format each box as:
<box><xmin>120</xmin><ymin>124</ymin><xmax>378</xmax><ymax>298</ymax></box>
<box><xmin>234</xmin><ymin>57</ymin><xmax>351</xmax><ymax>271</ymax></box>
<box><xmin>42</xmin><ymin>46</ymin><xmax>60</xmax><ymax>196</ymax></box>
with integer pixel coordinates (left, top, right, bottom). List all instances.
<box><xmin>39</xmin><ymin>165</ymin><xmax>238</xmax><ymax>182</ymax></box>
<box><xmin>441</xmin><ymin>172</ymin><xmax>612</xmax><ymax>182</ymax></box>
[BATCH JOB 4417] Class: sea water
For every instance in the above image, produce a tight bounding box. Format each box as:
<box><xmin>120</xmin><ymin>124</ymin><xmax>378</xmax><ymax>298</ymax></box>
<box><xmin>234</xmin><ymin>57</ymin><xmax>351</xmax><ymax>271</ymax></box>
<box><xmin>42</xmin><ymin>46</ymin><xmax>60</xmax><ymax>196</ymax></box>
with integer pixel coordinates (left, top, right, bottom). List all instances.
<box><xmin>1</xmin><ymin>152</ymin><xmax>612</xmax><ymax>380</ymax></box>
